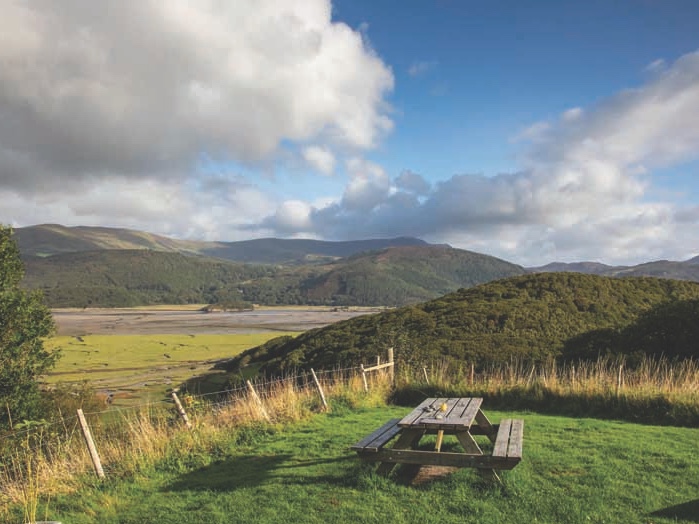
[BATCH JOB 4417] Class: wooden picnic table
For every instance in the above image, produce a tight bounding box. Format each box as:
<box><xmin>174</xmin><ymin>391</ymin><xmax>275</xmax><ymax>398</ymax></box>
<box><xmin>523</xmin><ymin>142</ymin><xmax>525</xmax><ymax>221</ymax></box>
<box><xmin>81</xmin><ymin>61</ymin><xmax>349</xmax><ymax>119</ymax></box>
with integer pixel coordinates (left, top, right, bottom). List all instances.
<box><xmin>351</xmin><ymin>397</ymin><xmax>523</xmax><ymax>479</ymax></box>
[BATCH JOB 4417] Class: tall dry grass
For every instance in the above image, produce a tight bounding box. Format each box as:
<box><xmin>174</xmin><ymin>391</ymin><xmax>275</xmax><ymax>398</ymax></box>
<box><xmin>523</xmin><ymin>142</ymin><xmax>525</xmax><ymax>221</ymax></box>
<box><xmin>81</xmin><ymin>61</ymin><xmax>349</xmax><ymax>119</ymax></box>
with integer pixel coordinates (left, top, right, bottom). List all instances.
<box><xmin>395</xmin><ymin>356</ymin><xmax>699</xmax><ymax>425</ymax></box>
<box><xmin>0</xmin><ymin>368</ymin><xmax>392</xmax><ymax>521</ymax></box>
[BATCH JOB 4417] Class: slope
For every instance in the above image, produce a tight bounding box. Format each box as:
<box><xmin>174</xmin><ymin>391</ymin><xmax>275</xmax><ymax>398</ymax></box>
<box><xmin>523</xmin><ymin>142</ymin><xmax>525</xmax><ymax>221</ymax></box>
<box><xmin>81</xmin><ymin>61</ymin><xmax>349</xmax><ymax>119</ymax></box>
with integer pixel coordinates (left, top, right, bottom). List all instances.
<box><xmin>228</xmin><ymin>273</ymin><xmax>699</xmax><ymax>374</ymax></box>
<box><xmin>22</xmin><ymin>250</ymin><xmax>276</xmax><ymax>307</ymax></box>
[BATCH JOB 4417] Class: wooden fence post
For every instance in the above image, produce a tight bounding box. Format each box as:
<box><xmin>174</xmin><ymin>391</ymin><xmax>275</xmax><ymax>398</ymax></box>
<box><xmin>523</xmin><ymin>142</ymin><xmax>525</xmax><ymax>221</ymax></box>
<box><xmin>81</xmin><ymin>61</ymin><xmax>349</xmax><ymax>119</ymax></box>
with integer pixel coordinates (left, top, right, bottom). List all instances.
<box><xmin>616</xmin><ymin>364</ymin><xmax>624</xmax><ymax>397</ymax></box>
<box><xmin>310</xmin><ymin>368</ymin><xmax>328</xmax><ymax>411</ymax></box>
<box><xmin>470</xmin><ymin>363</ymin><xmax>475</xmax><ymax>386</ymax></box>
<box><xmin>77</xmin><ymin>409</ymin><xmax>105</xmax><ymax>479</ymax></box>
<box><xmin>171</xmin><ymin>390</ymin><xmax>192</xmax><ymax>429</ymax></box>
<box><xmin>387</xmin><ymin>347</ymin><xmax>394</xmax><ymax>384</ymax></box>
<box><xmin>246</xmin><ymin>380</ymin><xmax>271</xmax><ymax>421</ymax></box>
<box><xmin>360</xmin><ymin>364</ymin><xmax>369</xmax><ymax>392</ymax></box>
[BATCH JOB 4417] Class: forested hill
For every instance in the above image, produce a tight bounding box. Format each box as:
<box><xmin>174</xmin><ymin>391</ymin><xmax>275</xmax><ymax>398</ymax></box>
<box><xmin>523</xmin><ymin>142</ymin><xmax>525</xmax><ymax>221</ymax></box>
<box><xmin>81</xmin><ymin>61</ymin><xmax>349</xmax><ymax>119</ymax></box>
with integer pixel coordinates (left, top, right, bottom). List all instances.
<box><xmin>228</xmin><ymin>273</ymin><xmax>699</xmax><ymax>375</ymax></box>
<box><xmin>22</xmin><ymin>245</ymin><xmax>525</xmax><ymax>308</ymax></box>
<box><xmin>284</xmin><ymin>245</ymin><xmax>526</xmax><ymax>306</ymax></box>
<box><xmin>21</xmin><ymin>250</ymin><xmax>276</xmax><ymax>307</ymax></box>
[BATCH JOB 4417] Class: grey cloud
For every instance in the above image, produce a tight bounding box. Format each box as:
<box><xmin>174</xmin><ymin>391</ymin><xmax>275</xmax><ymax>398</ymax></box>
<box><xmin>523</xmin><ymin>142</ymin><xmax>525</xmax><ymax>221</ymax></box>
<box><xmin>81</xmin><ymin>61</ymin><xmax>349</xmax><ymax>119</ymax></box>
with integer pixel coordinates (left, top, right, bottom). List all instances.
<box><xmin>394</xmin><ymin>170</ymin><xmax>431</xmax><ymax>195</ymax></box>
<box><xmin>0</xmin><ymin>0</ymin><xmax>393</xmax><ymax>194</ymax></box>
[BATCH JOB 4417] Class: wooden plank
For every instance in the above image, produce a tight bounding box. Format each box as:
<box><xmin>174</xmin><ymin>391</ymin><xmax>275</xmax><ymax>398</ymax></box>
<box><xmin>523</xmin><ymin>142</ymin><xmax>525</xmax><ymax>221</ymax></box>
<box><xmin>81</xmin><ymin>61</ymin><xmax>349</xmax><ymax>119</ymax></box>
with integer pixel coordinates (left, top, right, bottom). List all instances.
<box><xmin>456</xmin><ymin>431</ymin><xmax>482</xmax><ymax>455</ymax></box>
<box><xmin>398</xmin><ymin>398</ymin><xmax>436</xmax><ymax>426</ymax></box>
<box><xmin>459</xmin><ymin>398</ymin><xmax>483</xmax><ymax>427</ymax></box>
<box><xmin>507</xmin><ymin>419</ymin><xmax>524</xmax><ymax>459</ymax></box>
<box><xmin>363</xmin><ymin>361</ymin><xmax>395</xmax><ymax>372</ymax></box>
<box><xmin>350</xmin><ymin>418</ymin><xmax>402</xmax><ymax>451</ymax></box>
<box><xmin>474</xmin><ymin>409</ymin><xmax>496</xmax><ymax>443</ymax></box>
<box><xmin>366</xmin><ymin>448</ymin><xmax>520</xmax><ymax>470</ymax></box>
<box><xmin>492</xmin><ymin>419</ymin><xmax>512</xmax><ymax>458</ymax></box>
<box><xmin>375</xmin><ymin>428</ymin><xmax>424</xmax><ymax>476</ymax></box>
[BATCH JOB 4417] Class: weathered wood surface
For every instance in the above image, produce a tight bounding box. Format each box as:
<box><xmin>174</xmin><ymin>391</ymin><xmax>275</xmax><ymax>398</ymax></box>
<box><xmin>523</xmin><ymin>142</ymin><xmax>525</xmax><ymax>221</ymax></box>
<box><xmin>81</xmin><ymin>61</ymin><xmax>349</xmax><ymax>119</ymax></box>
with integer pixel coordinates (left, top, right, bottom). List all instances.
<box><xmin>353</xmin><ymin>400</ymin><xmax>524</xmax><ymax>478</ymax></box>
<box><xmin>399</xmin><ymin>397</ymin><xmax>483</xmax><ymax>430</ymax></box>
<box><xmin>357</xmin><ymin>448</ymin><xmax>521</xmax><ymax>470</ymax></box>
<box><xmin>492</xmin><ymin>418</ymin><xmax>524</xmax><ymax>461</ymax></box>
<box><xmin>350</xmin><ymin>418</ymin><xmax>402</xmax><ymax>452</ymax></box>
<box><xmin>363</xmin><ymin>361</ymin><xmax>394</xmax><ymax>372</ymax></box>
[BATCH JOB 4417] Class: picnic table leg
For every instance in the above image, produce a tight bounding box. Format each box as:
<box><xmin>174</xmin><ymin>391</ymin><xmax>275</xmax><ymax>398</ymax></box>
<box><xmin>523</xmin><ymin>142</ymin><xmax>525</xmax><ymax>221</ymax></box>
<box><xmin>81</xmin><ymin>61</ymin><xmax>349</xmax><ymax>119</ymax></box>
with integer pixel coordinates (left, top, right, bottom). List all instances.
<box><xmin>475</xmin><ymin>410</ymin><xmax>497</xmax><ymax>444</ymax></box>
<box><xmin>455</xmin><ymin>431</ymin><xmax>500</xmax><ymax>481</ymax></box>
<box><xmin>376</xmin><ymin>428</ymin><xmax>424</xmax><ymax>476</ymax></box>
<box><xmin>435</xmin><ymin>430</ymin><xmax>445</xmax><ymax>452</ymax></box>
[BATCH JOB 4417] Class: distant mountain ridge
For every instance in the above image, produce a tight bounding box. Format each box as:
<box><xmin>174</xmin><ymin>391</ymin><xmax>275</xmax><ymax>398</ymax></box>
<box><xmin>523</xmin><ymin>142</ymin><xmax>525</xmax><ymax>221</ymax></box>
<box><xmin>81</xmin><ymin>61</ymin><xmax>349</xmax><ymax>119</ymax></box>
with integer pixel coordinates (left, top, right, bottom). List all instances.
<box><xmin>15</xmin><ymin>224</ymin><xmax>432</xmax><ymax>264</ymax></box>
<box><xmin>528</xmin><ymin>258</ymin><xmax>699</xmax><ymax>282</ymax></box>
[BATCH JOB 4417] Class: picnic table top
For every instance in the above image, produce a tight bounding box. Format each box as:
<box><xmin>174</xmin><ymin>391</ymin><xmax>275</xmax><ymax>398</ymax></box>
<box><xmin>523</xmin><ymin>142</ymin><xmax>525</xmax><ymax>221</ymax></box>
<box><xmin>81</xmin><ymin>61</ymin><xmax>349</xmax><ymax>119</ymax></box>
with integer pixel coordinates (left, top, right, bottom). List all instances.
<box><xmin>398</xmin><ymin>397</ymin><xmax>484</xmax><ymax>431</ymax></box>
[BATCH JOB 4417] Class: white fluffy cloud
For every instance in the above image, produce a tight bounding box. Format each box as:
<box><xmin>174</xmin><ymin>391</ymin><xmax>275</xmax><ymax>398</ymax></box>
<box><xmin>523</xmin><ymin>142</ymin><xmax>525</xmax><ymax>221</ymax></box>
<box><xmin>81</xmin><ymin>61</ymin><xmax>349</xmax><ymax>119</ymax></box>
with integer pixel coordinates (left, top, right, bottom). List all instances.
<box><xmin>262</xmin><ymin>50</ymin><xmax>699</xmax><ymax>264</ymax></box>
<box><xmin>0</xmin><ymin>0</ymin><xmax>393</xmax><ymax>237</ymax></box>
<box><xmin>302</xmin><ymin>145</ymin><xmax>336</xmax><ymax>175</ymax></box>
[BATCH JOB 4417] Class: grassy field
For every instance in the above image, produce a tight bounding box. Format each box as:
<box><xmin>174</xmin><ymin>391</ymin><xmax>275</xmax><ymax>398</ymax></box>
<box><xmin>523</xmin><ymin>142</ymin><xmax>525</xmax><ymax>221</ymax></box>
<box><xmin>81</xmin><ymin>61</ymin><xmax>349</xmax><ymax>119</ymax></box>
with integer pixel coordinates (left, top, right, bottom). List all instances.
<box><xmin>20</xmin><ymin>405</ymin><xmax>699</xmax><ymax>524</ymax></box>
<box><xmin>44</xmin><ymin>333</ymin><xmax>296</xmax><ymax>403</ymax></box>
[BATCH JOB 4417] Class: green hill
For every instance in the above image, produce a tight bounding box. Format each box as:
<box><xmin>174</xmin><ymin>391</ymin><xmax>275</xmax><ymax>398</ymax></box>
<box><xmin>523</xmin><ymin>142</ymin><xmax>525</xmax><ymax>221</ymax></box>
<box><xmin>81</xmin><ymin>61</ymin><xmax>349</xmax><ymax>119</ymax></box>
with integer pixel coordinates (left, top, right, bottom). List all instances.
<box><xmin>22</xmin><ymin>245</ymin><xmax>525</xmax><ymax>308</ymax></box>
<box><xmin>21</xmin><ymin>250</ymin><xmax>276</xmax><ymax>307</ymax></box>
<box><xmin>228</xmin><ymin>273</ymin><xmax>699</xmax><ymax>374</ymax></box>
<box><xmin>295</xmin><ymin>245</ymin><xmax>525</xmax><ymax>306</ymax></box>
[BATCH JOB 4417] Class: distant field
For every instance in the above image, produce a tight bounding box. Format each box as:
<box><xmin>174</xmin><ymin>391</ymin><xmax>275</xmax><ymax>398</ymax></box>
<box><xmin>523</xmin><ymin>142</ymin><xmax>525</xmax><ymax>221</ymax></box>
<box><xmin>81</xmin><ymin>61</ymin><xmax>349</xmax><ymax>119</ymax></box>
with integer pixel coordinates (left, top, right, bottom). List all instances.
<box><xmin>44</xmin><ymin>333</ymin><xmax>295</xmax><ymax>404</ymax></box>
<box><xmin>44</xmin><ymin>307</ymin><xmax>375</xmax><ymax>404</ymax></box>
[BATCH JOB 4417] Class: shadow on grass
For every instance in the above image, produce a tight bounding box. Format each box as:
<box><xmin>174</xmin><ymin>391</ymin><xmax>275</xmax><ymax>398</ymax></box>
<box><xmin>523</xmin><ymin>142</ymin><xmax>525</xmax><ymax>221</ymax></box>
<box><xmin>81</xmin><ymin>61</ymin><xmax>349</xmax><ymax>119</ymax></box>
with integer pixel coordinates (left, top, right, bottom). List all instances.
<box><xmin>650</xmin><ymin>499</ymin><xmax>699</xmax><ymax>523</ymax></box>
<box><xmin>165</xmin><ymin>454</ymin><xmax>359</xmax><ymax>493</ymax></box>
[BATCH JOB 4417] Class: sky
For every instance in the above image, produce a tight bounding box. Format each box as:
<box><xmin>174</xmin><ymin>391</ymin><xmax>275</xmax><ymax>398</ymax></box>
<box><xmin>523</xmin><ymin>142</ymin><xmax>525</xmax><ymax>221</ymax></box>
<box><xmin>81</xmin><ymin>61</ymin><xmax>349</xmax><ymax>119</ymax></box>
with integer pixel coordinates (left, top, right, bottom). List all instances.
<box><xmin>1</xmin><ymin>0</ymin><xmax>699</xmax><ymax>266</ymax></box>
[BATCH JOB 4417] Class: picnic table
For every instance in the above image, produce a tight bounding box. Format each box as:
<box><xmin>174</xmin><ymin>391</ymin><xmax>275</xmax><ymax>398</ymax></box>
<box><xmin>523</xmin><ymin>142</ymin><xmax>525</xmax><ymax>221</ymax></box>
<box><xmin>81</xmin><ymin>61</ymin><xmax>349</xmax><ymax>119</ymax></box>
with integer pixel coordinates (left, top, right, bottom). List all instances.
<box><xmin>351</xmin><ymin>397</ymin><xmax>523</xmax><ymax>479</ymax></box>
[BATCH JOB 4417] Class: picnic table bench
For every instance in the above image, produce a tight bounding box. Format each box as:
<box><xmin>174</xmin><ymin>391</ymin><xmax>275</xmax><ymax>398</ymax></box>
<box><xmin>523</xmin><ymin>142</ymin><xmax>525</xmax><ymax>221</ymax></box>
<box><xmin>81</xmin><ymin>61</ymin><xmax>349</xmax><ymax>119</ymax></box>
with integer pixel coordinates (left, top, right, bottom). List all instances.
<box><xmin>351</xmin><ymin>397</ymin><xmax>523</xmax><ymax>479</ymax></box>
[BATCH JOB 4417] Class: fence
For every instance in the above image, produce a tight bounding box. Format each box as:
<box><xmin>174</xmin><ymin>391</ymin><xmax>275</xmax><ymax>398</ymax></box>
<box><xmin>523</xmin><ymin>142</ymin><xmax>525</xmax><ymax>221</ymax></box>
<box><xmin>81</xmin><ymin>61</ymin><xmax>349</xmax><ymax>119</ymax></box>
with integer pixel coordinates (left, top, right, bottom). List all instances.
<box><xmin>0</xmin><ymin>348</ymin><xmax>396</xmax><ymax>487</ymax></box>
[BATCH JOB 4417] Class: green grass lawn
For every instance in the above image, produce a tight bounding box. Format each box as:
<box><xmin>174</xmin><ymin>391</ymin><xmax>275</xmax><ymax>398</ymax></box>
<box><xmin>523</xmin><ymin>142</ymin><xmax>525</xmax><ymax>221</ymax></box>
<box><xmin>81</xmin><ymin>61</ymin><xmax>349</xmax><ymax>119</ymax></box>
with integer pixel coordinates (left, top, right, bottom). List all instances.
<box><xmin>40</xmin><ymin>406</ymin><xmax>699</xmax><ymax>524</ymax></box>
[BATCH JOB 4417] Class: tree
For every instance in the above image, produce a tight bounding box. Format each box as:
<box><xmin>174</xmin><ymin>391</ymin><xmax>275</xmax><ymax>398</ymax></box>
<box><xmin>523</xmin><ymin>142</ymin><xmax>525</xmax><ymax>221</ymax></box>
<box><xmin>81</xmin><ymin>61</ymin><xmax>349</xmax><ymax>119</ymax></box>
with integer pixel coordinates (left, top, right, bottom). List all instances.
<box><xmin>0</xmin><ymin>225</ymin><xmax>58</xmax><ymax>428</ymax></box>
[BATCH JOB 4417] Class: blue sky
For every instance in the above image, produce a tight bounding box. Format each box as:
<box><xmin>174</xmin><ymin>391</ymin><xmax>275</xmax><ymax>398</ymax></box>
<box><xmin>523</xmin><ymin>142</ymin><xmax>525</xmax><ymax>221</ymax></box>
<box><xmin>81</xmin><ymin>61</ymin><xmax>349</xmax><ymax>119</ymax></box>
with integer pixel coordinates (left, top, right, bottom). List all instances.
<box><xmin>1</xmin><ymin>1</ymin><xmax>699</xmax><ymax>265</ymax></box>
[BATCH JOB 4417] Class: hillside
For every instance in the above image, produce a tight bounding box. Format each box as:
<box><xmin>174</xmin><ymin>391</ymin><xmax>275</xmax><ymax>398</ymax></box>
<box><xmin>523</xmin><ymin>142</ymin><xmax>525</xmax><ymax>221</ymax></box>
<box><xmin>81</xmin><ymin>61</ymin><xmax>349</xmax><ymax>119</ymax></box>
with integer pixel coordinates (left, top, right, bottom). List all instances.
<box><xmin>295</xmin><ymin>245</ymin><xmax>525</xmax><ymax>306</ymax></box>
<box><xmin>15</xmin><ymin>224</ymin><xmax>430</xmax><ymax>264</ymax></box>
<box><xmin>22</xmin><ymin>245</ymin><xmax>525</xmax><ymax>308</ymax></box>
<box><xmin>22</xmin><ymin>250</ymin><xmax>276</xmax><ymax>307</ymax></box>
<box><xmin>202</xmin><ymin>236</ymin><xmax>430</xmax><ymax>264</ymax></box>
<box><xmin>228</xmin><ymin>273</ymin><xmax>699</xmax><ymax>374</ymax></box>
<box><xmin>15</xmin><ymin>223</ymin><xmax>211</xmax><ymax>256</ymax></box>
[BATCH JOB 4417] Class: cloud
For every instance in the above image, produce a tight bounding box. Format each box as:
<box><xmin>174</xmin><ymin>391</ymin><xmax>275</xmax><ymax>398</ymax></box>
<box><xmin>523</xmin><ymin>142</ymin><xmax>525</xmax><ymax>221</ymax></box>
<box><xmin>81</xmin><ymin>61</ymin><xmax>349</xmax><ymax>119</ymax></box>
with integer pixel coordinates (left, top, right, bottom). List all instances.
<box><xmin>395</xmin><ymin>170</ymin><xmax>431</xmax><ymax>195</ymax></box>
<box><xmin>259</xmin><ymin>49</ymin><xmax>699</xmax><ymax>264</ymax></box>
<box><xmin>408</xmin><ymin>60</ymin><xmax>437</xmax><ymax>77</ymax></box>
<box><xmin>1</xmin><ymin>174</ymin><xmax>276</xmax><ymax>241</ymax></box>
<box><xmin>0</xmin><ymin>0</ymin><xmax>393</xmax><ymax>194</ymax></box>
<box><xmin>302</xmin><ymin>145</ymin><xmax>336</xmax><ymax>175</ymax></box>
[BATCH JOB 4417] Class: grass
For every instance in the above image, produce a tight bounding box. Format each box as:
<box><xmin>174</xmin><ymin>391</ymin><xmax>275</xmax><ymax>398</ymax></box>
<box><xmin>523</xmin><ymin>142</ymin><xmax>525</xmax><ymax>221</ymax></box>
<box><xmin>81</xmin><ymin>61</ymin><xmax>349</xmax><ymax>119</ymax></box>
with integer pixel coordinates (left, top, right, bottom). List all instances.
<box><xmin>44</xmin><ymin>333</ymin><xmax>297</xmax><ymax>404</ymax></box>
<box><xmin>11</xmin><ymin>406</ymin><xmax>699</xmax><ymax>524</ymax></box>
<box><xmin>4</xmin><ymin>354</ymin><xmax>699</xmax><ymax>522</ymax></box>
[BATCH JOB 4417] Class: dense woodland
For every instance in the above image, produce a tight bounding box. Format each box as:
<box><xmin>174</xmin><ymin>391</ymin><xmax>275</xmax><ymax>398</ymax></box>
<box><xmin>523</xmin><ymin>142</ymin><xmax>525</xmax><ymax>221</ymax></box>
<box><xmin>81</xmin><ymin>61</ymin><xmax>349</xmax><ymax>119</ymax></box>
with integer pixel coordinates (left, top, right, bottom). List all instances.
<box><xmin>22</xmin><ymin>246</ymin><xmax>524</xmax><ymax>307</ymax></box>
<box><xmin>228</xmin><ymin>273</ymin><xmax>699</xmax><ymax>375</ymax></box>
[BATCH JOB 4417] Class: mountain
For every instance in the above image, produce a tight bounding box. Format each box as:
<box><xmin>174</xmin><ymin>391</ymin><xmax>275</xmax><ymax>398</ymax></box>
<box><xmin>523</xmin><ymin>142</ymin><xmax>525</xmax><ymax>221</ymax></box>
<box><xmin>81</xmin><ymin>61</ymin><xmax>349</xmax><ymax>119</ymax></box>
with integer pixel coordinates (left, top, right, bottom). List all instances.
<box><xmin>201</xmin><ymin>236</ymin><xmax>430</xmax><ymax>264</ymax></box>
<box><xmin>15</xmin><ymin>224</ymin><xmax>211</xmax><ymax>256</ymax></box>
<box><xmin>22</xmin><ymin>245</ymin><xmax>526</xmax><ymax>308</ymax></box>
<box><xmin>15</xmin><ymin>224</ymin><xmax>430</xmax><ymax>264</ymax></box>
<box><xmin>528</xmin><ymin>259</ymin><xmax>699</xmax><ymax>281</ymax></box>
<box><xmin>529</xmin><ymin>261</ymin><xmax>619</xmax><ymax>274</ymax></box>
<box><xmin>291</xmin><ymin>245</ymin><xmax>526</xmax><ymax>306</ymax></box>
<box><xmin>226</xmin><ymin>273</ymin><xmax>699</xmax><ymax>375</ymax></box>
